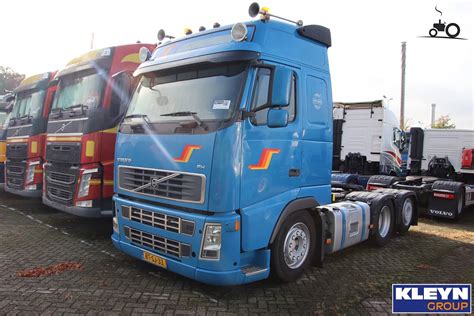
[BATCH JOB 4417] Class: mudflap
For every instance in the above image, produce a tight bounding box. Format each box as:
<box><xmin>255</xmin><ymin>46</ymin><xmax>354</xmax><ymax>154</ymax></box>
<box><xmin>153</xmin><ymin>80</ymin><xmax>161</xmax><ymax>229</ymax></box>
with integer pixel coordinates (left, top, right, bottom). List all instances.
<box><xmin>427</xmin><ymin>181</ymin><xmax>464</xmax><ymax>219</ymax></box>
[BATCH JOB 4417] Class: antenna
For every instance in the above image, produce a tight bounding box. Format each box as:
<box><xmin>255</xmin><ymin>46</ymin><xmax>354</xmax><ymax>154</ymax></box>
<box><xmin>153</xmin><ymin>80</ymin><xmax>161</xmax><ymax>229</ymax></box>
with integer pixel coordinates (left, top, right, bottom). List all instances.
<box><xmin>248</xmin><ymin>2</ymin><xmax>303</xmax><ymax>26</ymax></box>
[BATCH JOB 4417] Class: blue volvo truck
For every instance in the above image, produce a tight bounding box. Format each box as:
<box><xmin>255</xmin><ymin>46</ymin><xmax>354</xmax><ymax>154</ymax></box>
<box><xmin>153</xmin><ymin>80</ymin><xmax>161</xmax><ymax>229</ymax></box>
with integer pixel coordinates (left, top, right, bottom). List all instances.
<box><xmin>112</xmin><ymin>3</ymin><xmax>418</xmax><ymax>285</ymax></box>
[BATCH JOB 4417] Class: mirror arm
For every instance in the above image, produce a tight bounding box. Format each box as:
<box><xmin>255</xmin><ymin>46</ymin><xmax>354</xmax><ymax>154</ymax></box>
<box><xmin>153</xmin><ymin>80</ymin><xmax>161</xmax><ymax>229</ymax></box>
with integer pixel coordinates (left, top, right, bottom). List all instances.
<box><xmin>241</xmin><ymin>110</ymin><xmax>256</xmax><ymax>120</ymax></box>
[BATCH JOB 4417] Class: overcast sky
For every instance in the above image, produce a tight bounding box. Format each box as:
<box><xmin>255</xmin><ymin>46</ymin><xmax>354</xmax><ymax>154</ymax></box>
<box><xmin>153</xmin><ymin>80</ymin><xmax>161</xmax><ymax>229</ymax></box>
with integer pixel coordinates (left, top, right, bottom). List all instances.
<box><xmin>0</xmin><ymin>0</ymin><xmax>472</xmax><ymax>129</ymax></box>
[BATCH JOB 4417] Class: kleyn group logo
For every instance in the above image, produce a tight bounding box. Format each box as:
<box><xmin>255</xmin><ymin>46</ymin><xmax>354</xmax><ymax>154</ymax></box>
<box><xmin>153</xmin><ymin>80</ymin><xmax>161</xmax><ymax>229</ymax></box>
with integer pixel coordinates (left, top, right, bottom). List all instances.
<box><xmin>392</xmin><ymin>284</ymin><xmax>472</xmax><ymax>314</ymax></box>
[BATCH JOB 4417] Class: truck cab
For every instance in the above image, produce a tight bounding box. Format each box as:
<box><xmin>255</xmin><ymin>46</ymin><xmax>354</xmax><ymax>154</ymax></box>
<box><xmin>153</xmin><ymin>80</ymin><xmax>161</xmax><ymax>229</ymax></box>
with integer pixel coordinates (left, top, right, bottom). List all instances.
<box><xmin>42</xmin><ymin>44</ymin><xmax>155</xmax><ymax>217</ymax></box>
<box><xmin>4</xmin><ymin>73</ymin><xmax>57</xmax><ymax>197</ymax></box>
<box><xmin>0</xmin><ymin>95</ymin><xmax>14</xmax><ymax>189</ymax></box>
<box><xmin>112</xmin><ymin>4</ymin><xmax>416</xmax><ymax>286</ymax></box>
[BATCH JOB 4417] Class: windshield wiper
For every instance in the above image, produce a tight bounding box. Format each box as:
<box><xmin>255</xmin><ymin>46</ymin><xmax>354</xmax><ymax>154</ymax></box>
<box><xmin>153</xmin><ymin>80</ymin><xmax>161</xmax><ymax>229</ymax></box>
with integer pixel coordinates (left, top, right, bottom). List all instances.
<box><xmin>50</xmin><ymin>107</ymin><xmax>63</xmax><ymax>119</ymax></box>
<box><xmin>160</xmin><ymin>111</ymin><xmax>208</xmax><ymax>131</ymax></box>
<box><xmin>64</xmin><ymin>104</ymin><xmax>88</xmax><ymax>117</ymax></box>
<box><xmin>123</xmin><ymin>114</ymin><xmax>156</xmax><ymax>132</ymax></box>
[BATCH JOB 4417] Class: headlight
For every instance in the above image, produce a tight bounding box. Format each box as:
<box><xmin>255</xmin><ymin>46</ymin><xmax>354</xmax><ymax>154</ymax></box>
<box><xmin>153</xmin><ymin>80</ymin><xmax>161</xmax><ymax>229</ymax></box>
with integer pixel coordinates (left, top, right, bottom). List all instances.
<box><xmin>77</xmin><ymin>173</ymin><xmax>92</xmax><ymax>198</ymax></box>
<box><xmin>25</xmin><ymin>161</ymin><xmax>40</xmax><ymax>184</ymax></box>
<box><xmin>112</xmin><ymin>216</ymin><xmax>119</xmax><ymax>234</ymax></box>
<box><xmin>77</xmin><ymin>168</ymin><xmax>98</xmax><ymax>198</ymax></box>
<box><xmin>200</xmin><ymin>224</ymin><xmax>222</xmax><ymax>260</ymax></box>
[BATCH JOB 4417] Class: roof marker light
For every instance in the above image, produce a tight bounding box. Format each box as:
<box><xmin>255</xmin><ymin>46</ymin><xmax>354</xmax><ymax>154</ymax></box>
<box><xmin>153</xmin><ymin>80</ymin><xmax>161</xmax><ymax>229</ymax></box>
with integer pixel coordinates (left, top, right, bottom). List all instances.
<box><xmin>231</xmin><ymin>23</ymin><xmax>248</xmax><ymax>42</ymax></box>
<box><xmin>213</xmin><ymin>22</ymin><xmax>221</xmax><ymax>28</ymax></box>
<box><xmin>184</xmin><ymin>28</ymin><xmax>193</xmax><ymax>35</ymax></box>
<box><xmin>199</xmin><ymin>26</ymin><xmax>206</xmax><ymax>32</ymax></box>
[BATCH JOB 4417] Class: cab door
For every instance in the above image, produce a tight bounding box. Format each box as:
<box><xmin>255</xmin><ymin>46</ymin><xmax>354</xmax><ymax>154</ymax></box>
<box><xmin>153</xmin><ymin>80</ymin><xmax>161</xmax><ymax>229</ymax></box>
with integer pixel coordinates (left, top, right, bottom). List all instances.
<box><xmin>240</xmin><ymin>65</ymin><xmax>301</xmax><ymax>209</ymax></box>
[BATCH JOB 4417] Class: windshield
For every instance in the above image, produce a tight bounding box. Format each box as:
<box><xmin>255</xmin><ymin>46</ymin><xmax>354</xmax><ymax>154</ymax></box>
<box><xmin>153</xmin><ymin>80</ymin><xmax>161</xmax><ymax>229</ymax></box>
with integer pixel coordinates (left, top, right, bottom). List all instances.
<box><xmin>10</xmin><ymin>89</ymin><xmax>46</xmax><ymax>122</ymax></box>
<box><xmin>52</xmin><ymin>69</ymin><xmax>106</xmax><ymax>111</ymax></box>
<box><xmin>126</xmin><ymin>62</ymin><xmax>247</xmax><ymax>123</ymax></box>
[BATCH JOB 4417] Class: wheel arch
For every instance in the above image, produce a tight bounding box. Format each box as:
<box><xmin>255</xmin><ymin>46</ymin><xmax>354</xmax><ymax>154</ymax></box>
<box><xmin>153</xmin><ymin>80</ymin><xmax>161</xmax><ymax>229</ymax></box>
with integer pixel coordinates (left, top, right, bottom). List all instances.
<box><xmin>269</xmin><ymin>197</ymin><xmax>325</xmax><ymax>268</ymax></box>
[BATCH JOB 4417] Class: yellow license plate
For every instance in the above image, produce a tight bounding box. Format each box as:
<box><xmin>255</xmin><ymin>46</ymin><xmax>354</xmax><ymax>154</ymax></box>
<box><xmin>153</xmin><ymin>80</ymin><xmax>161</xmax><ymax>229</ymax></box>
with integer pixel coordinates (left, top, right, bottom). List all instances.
<box><xmin>143</xmin><ymin>251</ymin><xmax>167</xmax><ymax>269</ymax></box>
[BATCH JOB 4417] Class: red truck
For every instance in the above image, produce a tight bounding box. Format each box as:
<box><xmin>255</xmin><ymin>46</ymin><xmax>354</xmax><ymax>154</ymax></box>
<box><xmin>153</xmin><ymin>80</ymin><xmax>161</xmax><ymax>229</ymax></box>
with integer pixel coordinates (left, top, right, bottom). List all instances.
<box><xmin>4</xmin><ymin>72</ymin><xmax>57</xmax><ymax>197</ymax></box>
<box><xmin>42</xmin><ymin>44</ymin><xmax>155</xmax><ymax>217</ymax></box>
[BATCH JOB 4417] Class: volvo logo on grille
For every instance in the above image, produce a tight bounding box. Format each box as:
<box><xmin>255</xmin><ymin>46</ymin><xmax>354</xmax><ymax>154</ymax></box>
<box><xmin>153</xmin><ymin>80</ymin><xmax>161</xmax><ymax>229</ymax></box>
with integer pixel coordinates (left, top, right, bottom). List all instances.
<box><xmin>55</xmin><ymin>121</ymin><xmax>72</xmax><ymax>133</ymax></box>
<box><xmin>150</xmin><ymin>177</ymin><xmax>161</xmax><ymax>189</ymax></box>
<box><xmin>132</xmin><ymin>172</ymin><xmax>181</xmax><ymax>192</ymax></box>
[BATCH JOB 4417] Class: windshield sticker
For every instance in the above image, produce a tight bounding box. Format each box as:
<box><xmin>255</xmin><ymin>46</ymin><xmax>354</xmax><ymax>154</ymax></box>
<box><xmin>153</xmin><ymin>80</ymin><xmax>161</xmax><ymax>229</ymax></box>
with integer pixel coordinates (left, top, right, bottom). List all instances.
<box><xmin>213</xmin><ymin>100</ymin><xmax>231</xmax><ymax>110</ymax></box>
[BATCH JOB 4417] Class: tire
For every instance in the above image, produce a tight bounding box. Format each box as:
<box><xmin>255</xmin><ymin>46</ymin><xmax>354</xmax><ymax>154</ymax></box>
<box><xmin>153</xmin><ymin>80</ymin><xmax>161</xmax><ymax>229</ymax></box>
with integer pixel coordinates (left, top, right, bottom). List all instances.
<box><xmin>446</xmin><ymin>23</ymin><xmax>460</xmax><ymax>38</ymax></box>
<box><xmin>454</xmin><ymin>189</ymin><xmax>465</xmax><ymax>220</ymax></box>
<box><xmin>370</xmin><ymin>200</ymin><xmax>395</xmax><ymax>246</ymax></box>
<box><xmin>270</xmin><ymin>211</ymin><xmax>316</xmax><ymax>283</ymax></box>
<box><xmin>397</xmin><ymin>197</ymin><xmax>415</xmax><ymax>234</ymax></box>
<box><xmin>429</xmin><ymin>28</ymin><xmax>438</xmax><ymax>37</ymax></box>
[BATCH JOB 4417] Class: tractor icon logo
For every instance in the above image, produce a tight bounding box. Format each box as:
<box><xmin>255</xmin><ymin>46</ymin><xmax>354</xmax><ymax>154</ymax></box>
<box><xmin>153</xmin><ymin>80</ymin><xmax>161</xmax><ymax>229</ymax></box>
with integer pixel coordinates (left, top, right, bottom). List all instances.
<box><xmin>427</xmin><ymin>6</ymin><xmax>461</xmax><ymax>39</ymax></box>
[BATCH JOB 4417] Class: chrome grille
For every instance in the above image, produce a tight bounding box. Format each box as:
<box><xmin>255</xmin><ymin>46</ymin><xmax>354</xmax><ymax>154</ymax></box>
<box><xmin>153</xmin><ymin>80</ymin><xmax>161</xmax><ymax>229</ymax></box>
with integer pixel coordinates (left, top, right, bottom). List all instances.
<box><xmin>7</xmin><ymin>165</ymin><xmax>24</xmax><ymax>175</ymax></box>
<box><xmin>125</xmin><ymin>227</ymin><xmax>190</xmax><ymax>258</ymax></box>
<box><xmin>118</xmin><ymin>166</ymin><xmax>205</xmax><ymax>203</ymax></box>
<box><xmin>7</xmin><ymin>177</ymin><xmax>23</xmax><ymax>188</ymax></box>
<box><xmin>122</xmin><ymin>206</ymin><xmax>195</xmax><ymax>236</ymax></box>
<box><xmin>47</xmin><ymin>171</ymin><xmax>76</xmax><ymax>185</ymax></box>
<box><xmin>47</xmin><ymin>186</ymin><xmax>73</xmax><ymax>201</ymax></box>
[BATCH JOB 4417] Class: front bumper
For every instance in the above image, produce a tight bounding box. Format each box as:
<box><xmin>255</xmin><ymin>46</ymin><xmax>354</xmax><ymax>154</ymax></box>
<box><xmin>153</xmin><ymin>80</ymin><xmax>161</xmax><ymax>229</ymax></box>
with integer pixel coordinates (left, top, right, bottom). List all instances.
<box><xmin>112</xmin><ymin>195</ymin><xmax>270</xmax><ymax>286</ymax></box>
<box><xmin>112</xmin><ymin>235</ymin><xmax>269</xmax><ymax>286</ymax></box>
<box><xmin>4</xmin><ymin>185</ymin><xmax>42</xmax><ymax>198</ymax></box>
<box><xmin>42</xmin><ymin>196</ymin><xmax>112</xmax><ymax>218</ymax></box>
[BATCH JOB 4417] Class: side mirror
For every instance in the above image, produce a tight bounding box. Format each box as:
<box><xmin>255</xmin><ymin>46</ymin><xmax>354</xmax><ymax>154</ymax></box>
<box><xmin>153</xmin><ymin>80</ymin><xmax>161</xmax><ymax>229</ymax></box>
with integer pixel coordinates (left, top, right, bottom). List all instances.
<box><xmin>271</xmin><ymin>67</ymin><xmax>292</xmax><ymax>107</ymax></box>
<box><xmin>267</xmin><ymin>108</ymin><xmax>288</xmax><ymax>128</ymax></box>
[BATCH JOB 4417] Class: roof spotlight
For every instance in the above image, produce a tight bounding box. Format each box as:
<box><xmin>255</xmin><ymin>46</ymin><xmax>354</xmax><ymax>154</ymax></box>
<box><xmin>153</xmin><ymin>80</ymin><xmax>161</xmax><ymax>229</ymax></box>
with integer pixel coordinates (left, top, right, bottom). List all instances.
<box><xmin>139</xmin><ymin>47</ymin><xmax>151</xmax><ymax>63</ymax></box>
<box><xmin>231</xmin><ymin>23</ymin><xmax>248</xmax><ymax>42</ymax></box>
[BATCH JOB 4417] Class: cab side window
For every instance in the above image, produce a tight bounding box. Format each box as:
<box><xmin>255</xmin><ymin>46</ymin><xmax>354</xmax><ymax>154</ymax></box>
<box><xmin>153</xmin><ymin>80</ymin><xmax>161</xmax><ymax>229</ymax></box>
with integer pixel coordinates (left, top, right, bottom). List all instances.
<box><xmin>250</xmin><ymin>68</ymin><xmax>296</xmax><ymax>125</ymax></box>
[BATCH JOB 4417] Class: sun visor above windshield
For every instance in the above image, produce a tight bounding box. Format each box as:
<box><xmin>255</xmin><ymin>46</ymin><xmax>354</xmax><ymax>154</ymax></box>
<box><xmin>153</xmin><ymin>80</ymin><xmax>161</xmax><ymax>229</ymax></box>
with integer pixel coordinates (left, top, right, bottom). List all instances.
<box><xmin>14</xmin><ymin>72</ymin><xmax>51</xmax><ymax>94</ymax></box>
<box><xmin>133</xmin><ymin>50</ymin><xmax>260</xmax><ymax>77</ymax></box>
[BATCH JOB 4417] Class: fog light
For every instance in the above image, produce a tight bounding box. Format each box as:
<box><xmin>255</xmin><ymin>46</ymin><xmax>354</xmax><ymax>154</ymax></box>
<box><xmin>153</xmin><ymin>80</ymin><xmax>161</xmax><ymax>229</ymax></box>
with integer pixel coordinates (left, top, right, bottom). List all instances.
<box><xmin>113</xmin><ymin>216</ymin><xmax>119</xmax><ymax>233</ymax></box>
<box><xmin>75</xmin><ymin>200</ymin><xmax>93</xmax><ymax>208</ymax></box>
<box><xmin>24</xmin><ymin>184</ymin><xmax>37</xmax><ymax>190</ymax></box>
<box><xmin>200</xmin><ymin>224</ymin><xmax>222</xmax><ymax>260</ymax></box>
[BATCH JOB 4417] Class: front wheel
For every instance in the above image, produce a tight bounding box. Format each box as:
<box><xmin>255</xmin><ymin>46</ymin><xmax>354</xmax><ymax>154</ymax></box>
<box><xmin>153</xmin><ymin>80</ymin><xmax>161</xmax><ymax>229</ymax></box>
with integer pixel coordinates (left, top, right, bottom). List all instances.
<box><xmin>429</xmin><ymin>28</ymin><xmax>438</xmax><ymax>37</ymax></box>
<box><xmin>271</xmin><ymin>211</ymin><xmax>316</xmax><ymax>282</ymax></box>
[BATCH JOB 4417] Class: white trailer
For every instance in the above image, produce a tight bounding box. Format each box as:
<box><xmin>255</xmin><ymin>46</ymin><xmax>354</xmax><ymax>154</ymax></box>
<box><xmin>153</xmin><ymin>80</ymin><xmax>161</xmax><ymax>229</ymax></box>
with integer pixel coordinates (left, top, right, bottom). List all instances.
<box><xmin>333</xmin><ymin>100</ymin><xmax>405</xmax><ymax>176</ymax></box>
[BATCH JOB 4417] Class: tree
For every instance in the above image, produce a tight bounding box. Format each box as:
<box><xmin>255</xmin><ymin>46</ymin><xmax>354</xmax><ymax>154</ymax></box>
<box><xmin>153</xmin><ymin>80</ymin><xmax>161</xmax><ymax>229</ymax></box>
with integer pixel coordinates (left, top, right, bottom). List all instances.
<box><xmin>0</xmin><ymin>66</ymin><xmax>25</xmax><ymax>94</ymax></box>
<box><xmin>432</xmin><ymin>115</ymin><xmax>456</xmax><ymax>129</ymax></box>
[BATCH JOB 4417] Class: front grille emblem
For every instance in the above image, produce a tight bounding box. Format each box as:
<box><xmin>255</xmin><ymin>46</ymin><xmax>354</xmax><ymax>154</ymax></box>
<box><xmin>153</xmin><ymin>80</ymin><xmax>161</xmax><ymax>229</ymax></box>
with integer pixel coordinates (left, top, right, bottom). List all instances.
<box><xmin>132</xmin><ymin>173</ymin><xmax>180</xmax><ymax>192</ymax></box>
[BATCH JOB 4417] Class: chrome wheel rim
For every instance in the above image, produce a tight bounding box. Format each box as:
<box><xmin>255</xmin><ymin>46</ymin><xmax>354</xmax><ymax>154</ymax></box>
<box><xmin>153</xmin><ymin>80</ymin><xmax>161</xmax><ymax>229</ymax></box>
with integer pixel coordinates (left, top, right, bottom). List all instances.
<box><xmin>402</xmin><ymin>199</ymin><xmax>413</xmax><ymax>226</ymax></box>
<box><xmin>283</xmin><ymin>222</ymin><xmax>310</xmax><ymax>269</ymax></box>
<box><xmin>378</xmin><ymin>206</ymin><xmax>391</xmax><ymax>238</ymax></box>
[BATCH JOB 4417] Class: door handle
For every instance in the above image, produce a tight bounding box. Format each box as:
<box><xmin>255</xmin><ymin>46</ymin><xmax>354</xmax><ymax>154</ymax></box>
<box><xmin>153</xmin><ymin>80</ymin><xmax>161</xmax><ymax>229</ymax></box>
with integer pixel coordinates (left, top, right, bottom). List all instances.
<box><xmin>289</xmin><ymin>168</ymin><xmax>300</xmax><ymax>177</ymax></box>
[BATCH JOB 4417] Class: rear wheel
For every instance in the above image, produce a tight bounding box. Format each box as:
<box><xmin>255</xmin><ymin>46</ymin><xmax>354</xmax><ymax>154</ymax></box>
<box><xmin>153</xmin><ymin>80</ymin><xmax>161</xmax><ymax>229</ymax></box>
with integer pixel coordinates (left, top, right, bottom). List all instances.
<box><xmin>271</xmin><ymin>211</ymin><xmax>316</xmax><ymax>282</ymax></box>
<box><xmin>371</xmin><ymin>202</ymin><xmax>394</xmax><ymax>246</ymax></box>
<box><xmin>397</xmin><ymin>197</ymin><xmax>415</xmax><ymax>234</ymax></box>
<box><xmin>454</xmin><ymin>190</ymin><xmax>465</xmax><ymax>220</ymax></box>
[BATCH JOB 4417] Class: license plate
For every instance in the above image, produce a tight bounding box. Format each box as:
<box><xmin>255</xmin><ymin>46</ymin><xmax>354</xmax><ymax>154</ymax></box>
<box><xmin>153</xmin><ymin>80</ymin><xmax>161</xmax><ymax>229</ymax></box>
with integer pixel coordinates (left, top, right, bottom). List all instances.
<box><xmin>143</xmin><ymin>251</ymin><xmax>167</xmax><ymax>269</ymax></box>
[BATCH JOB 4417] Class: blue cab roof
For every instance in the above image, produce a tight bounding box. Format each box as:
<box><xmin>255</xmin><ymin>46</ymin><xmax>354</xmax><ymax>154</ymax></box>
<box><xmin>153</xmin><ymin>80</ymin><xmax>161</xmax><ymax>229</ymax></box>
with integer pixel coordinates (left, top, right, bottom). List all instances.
<box><xmin>135</xmin><ymin>19</ymin><xmax>330</xmax><ymax>76</ymax></box>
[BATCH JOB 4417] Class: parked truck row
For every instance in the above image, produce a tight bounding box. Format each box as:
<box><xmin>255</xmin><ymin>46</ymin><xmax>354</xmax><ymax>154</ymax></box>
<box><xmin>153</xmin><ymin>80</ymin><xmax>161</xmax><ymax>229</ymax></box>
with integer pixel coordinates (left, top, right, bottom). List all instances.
<box><xmin>0</xmin><ymin>3</ymin><xmax>471</xmax><ymax>286</ymax></box>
